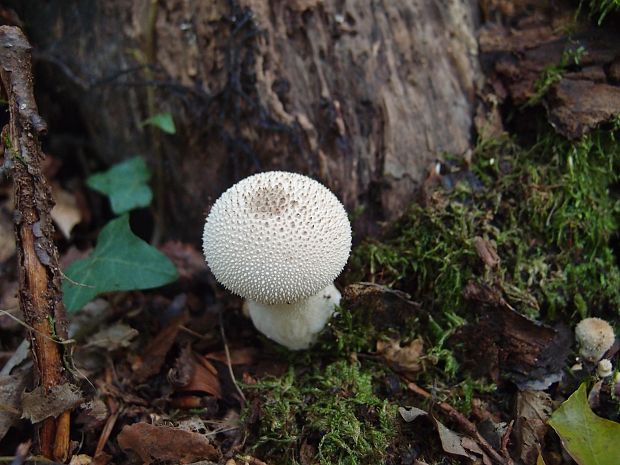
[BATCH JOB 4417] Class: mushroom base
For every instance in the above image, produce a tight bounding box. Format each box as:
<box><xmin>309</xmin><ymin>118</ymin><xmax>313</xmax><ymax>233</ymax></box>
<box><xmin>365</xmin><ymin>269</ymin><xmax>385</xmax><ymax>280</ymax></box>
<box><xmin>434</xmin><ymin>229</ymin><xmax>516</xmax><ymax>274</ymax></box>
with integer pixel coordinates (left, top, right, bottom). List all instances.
<box><xmin>247</xmin><ymin>284</ymin><xmax>341</xmax><ymax>350</ymax></box>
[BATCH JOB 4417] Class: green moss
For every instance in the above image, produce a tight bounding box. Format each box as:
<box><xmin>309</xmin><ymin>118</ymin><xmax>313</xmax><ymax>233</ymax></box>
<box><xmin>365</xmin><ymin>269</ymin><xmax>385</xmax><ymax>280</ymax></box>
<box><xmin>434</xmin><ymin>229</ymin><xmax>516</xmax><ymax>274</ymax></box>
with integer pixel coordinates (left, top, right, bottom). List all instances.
<box><xmin>590</xmin><ymin>0</ymin><xmax>620</xmax><ymax>24</ymax></box>
<box><xmin>352</xmin><ymin>128</ymin><xmax>620</xmax><ymax>327</ymax></box>
<box><xmin>244</xmin><ymin>360</ymin><xmax>397</xmax><ymax>465</ymax></box>
<box><xmin>241</xmin><ymin>121</ymin><xmax>620</xmax><ymax>465</ymax></box>
<box><xmin>319</xmin><ymin>305</ymin><xmax>376</xmax><ymax>355</ymax></box>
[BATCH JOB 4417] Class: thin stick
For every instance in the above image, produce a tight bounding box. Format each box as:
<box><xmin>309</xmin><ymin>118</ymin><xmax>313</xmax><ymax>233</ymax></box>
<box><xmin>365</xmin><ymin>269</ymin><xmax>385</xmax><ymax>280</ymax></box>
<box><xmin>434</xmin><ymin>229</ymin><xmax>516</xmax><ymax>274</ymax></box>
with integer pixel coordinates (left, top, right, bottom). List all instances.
<box><xmin>95</xmin><ymin>408</ymin><xmax>120</xmax><ymax>455</ymax></box>
<box><xmin>407</xmin><ymin>381</ymin><xmax>513</xmax><ymax>465</ymax></box>
<box><xmin>219</xmin><ymin>311</ymin><xmax>246</xmax><ymax>403</ymax></box>
<box><xmin>0</xmin><ymin>310</ymin><xmax>75</xmax><ymax>346</ymax></box>
<box><xmin>0</xmin><ymin>26</ymin><xmax>73</xmax><ymax>460</ymax></box>
<box><xmin>0</xmin><ymin>456</ymin><xmax>61</xmax><ymax>464</ymax></box>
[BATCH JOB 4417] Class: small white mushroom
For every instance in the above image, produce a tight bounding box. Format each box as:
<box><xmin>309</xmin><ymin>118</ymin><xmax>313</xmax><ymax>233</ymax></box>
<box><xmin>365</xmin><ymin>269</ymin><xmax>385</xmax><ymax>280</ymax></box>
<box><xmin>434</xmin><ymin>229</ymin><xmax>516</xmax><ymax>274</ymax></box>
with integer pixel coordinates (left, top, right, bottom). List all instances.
<box><xmin>203</xmin><ymin>171</ymin><xmax>351</xmax><ymax>350</ymax></box>
<box><xmin>574</xmin><ymin>317</ymin><xmax>615</xmax><ymax>362</ymax></box>
<box><xmin>597</xmin><ymin>359</ymin><xmax>613</xmax><ymax>378</ymax></box>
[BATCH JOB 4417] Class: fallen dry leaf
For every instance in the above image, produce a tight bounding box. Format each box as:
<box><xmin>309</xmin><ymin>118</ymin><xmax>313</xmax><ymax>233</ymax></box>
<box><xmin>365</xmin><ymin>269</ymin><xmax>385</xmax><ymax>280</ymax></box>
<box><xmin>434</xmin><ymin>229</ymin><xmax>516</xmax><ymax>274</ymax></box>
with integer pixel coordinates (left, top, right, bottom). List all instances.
<box><xmin>473</xmin><ymin>236</ymin><xmax>500</xmax><ymax>269</ymax></box>
<box><xmin>513</xmin><ymin>390</ymin><xmax>552</xmax><ymax>464</ymax></box>
<box><xmin>377</xmin><ymin>338</ymin><xmax>424</xmax><ymax>375</ymax></box>
<box><xmin>0</xmin><ymin>370</ymin><xmax>30</xmax><ymax>440</ymax></box>
<box><xmin>87</xmin><ymin>322</ymin><xmax>138</xmax><ymax>351</ymax></box>
<box><xmin>398</xmin><ymin>406</ymin><xmax>427</xmax><ymax>422</ymax></box>
<box><xmin>0</xmin><ymin>339</ymin><xmax>30</xmax><ymax>376</ymax></box>
<box><xmin>169</xmin><ymin>346</ymin><xmax>222</xmax><ymax>399</ymax></box>
<box><xmin>435</xmin><ymin>419</ymin><xmax>474</xmax><ymax>460</ymax></box>
<box><xmin>51</xmin><ymin>183</ymin><xmax>82</xmax><ymax>238</ymax></box>
<box><xmin>117</xmin><ymin>422</ymin><xmax>220</xmax><ymax>464</ymax></box>
<box><xmin>399</xmin><ymin>405</ymin><xmax>482</xmax><ymax>461</ymax></box>
<box><xmin>68</xmin><ymin>298</ymin><xmax>111</xmax><ymax>342</ymax></box>
<box><xmin>461</xmin><ymin>436</ymin><xmax>492</xmax><ymax>465</ymax></box>
<box><xmin>21</xmin><ymin>383</ymin><xmax>84</xmax><ymax>423</ymax></box>
<box><xmin>75</xmin><ymin>400</ymin><xmax>109</xmax><ymax>431</ymax></box>
<box><xmin>132</xmin><ymin>313</ymin><xmax>188</xmax><ymax>382</ymax></box>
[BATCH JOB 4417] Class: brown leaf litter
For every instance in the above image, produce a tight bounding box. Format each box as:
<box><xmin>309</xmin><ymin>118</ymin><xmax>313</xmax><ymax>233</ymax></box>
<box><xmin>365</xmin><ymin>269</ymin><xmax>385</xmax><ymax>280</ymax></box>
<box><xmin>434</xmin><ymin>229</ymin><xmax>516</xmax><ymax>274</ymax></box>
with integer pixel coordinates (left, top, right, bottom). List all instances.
<box><xmin>131</xmin><ymin>313</ymin><xmax>188</xmax><ymax>382</ymax></box>
<box><xmin>21</xmin><ymin>383</ymin><xmax>84</xmax><ymax>423</ymax></box>
<box><xmin>377</xmin><ymin>338</ymin><xmax>424</xmax><ymax>376</ymax></box>
<box><xmin>0</xmin><ymin>369</ymin><xmax>30</xmax><ymax>440</ymax></box>
<box><xmin>169</xmin><ymin>345</ymin><xmax>222</xmax><ymax>399</ymax></box>
<box><xmin>117</xmin><ymin>422</ymin><xmax>220</xmax><ymax>464</ymax></box>
<box><xmin>512</xmin><ymin>390</ymin><xmax>553</xmax><ymax>464</ymax></box>
<box><xmin>399</xmin><ymin>406</ymin><xmax>492</xmax><ymax>464</ymax></box>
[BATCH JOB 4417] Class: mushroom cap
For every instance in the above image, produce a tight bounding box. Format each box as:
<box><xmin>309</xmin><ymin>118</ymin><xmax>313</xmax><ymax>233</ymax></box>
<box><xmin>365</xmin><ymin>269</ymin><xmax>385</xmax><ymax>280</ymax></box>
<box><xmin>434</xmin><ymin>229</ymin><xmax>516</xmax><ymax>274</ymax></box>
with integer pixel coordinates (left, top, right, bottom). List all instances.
<box><xmin>597</xmin><ymin>359</ymin><xmax>613</xmax><ymax>378</ymax></box>
<box><xmin>574</xmin><ymin>317</ymin><xmax>615</xmax><ymax>362</ymax></box>
<box><xmin>203</xmin><ymin>171</ymin><xmax>351</xmax><ymax>305</ymax></box>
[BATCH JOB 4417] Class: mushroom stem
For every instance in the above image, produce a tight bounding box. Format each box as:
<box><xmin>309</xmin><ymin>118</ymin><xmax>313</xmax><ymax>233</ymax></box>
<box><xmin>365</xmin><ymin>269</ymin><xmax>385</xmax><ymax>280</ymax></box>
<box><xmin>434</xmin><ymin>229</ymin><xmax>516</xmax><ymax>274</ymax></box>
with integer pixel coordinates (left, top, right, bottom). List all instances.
<box><xmin>247</xmin><ymin>284</ymin><xmax>341</xmax><ymax>350</ymax></box>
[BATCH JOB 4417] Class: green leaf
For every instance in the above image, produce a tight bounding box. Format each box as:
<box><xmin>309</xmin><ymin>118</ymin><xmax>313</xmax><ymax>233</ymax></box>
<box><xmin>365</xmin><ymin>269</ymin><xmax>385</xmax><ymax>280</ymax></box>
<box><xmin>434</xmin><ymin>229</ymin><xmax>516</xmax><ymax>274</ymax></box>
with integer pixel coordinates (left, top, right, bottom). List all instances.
<box><xmin>141</xmin><ymin>112</ymin><xmax>176</xmax><ymax>134</ymax></box>
<box><xmin>548</xmin><ymin>383</ymin><xmax>620</xmax><ymax>465</ymax></box>
<box><xmin>86</xmin><ymin>157</ymin><xmax>152</xmax><ymax>214</ymax></box>
<box><xmin>62</xmin><ymin>215</ymin><xmax>178</xmax><ymax>312</ymax></box>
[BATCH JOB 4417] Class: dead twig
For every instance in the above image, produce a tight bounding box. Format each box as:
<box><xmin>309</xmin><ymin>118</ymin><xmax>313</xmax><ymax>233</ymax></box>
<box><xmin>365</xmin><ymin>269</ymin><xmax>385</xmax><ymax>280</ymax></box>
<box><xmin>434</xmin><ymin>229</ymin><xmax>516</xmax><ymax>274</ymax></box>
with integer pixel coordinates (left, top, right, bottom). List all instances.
<box><xmin>407</xmin><ymin>381</ymin><xmax>514</xmax><ymax>465</ymax></box>
<box><xmin>95</xmin><ymin>404</ymin><xmax>120</xmax><ymax>456</ymax></box>
<box><xmin>501</xmin><ymin>420</ymin><xmax>514</xmax><ymax>460</ymax></box>
<box><xmin>0</xmin><ymin>310</ymin><xmax>75</xmax><ymax>346</ymax></box>
<box><xmin>96</xmin><ymin>366</ymin><xmax>122</xmax><ymax>455</ymax></box>
<box><xmin>219</xmin><ymin>311</ymin><xmax>246</xmax><ymax>404</ymax></box>
<box><xmin>0</xmin><ymin>26</ymin><xmax>73</xmax><ymax>460</ymax></box>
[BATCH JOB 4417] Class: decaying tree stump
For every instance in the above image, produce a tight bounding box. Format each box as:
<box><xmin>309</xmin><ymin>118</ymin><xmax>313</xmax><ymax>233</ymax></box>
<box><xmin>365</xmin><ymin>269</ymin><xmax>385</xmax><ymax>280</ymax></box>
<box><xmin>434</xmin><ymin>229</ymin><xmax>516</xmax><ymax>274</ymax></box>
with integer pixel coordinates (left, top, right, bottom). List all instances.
<box><xmin>7</xmin><ymin>0</ymin><xmax>481</xmax><ymax>239</ymax></box>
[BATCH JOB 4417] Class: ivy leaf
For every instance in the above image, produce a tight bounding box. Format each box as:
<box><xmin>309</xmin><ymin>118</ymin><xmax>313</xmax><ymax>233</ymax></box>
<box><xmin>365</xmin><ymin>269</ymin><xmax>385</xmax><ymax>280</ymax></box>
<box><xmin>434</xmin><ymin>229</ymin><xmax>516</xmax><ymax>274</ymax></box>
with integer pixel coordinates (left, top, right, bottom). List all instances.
<box><xmin>86</xmin><ymin>157</ymin><xmax>152</xmax><ymax>214</ymax></box>
<box><xmin>62</xmin><ymin>215</ymin><xmax>178</xmax><ymax>312</ymax></box>
<box><xmin>548</xmin><ymin>383</ymin><xmax>620</xmax><ymax>465</ymax></box>
<box><xmin>142</xmin><ymin>112</ymin><xmax>176</xmax><ymax>134</ymax></box>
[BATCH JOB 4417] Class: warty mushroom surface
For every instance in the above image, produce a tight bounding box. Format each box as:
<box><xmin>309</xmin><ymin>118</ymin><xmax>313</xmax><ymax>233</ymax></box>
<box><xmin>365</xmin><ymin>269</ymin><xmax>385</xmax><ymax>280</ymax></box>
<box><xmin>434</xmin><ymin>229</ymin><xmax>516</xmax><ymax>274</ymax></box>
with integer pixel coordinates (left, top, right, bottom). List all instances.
<box><xmin>203</xmin><ymin>171</ymin><xmax>351</xmax><ymax>349</ymax></box>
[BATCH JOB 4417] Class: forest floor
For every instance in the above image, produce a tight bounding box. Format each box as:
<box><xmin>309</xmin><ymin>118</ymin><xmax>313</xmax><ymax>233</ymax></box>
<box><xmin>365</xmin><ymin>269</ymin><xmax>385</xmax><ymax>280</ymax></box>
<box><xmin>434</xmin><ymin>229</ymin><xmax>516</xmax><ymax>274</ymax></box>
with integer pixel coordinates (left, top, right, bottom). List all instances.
<box><xmin>1</xmin><ymin>2</ymin><xmax>620</xmax><ymax>465</ymax></box>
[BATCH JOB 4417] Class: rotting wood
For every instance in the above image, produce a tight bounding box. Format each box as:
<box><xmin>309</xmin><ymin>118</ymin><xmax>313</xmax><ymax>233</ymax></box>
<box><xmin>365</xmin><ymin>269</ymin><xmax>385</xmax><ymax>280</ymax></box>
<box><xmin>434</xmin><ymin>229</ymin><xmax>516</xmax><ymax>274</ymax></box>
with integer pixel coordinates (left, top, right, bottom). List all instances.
<box><xmin>478</xmin><ymin>3</ymin><xmax>620</xmax><ymax>139</ymax></box>
<box><xmin>13</xmin><ymin>0</ymin><xmax>481</xmax><ymax>239</ymax></box>
<box><xmin>0</xmin><ymin>26</ymin><xmax>72</xmax><ymax>461</ymax></box>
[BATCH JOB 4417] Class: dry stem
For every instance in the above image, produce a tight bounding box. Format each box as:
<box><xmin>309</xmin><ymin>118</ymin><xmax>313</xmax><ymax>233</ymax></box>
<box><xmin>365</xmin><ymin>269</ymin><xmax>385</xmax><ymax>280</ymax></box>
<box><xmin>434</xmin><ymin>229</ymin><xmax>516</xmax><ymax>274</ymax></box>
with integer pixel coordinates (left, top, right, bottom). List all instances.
<box><xmin>0</xmin><ymin>26</ymin><xmax>73</xmax><ymax>460</ymax></box>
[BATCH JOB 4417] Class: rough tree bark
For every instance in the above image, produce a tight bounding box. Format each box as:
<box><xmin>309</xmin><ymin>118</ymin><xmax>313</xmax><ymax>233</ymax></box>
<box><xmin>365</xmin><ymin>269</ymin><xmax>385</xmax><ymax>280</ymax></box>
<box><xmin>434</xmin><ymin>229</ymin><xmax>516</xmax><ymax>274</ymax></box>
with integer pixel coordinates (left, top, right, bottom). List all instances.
<box><xmin>7</xmin><ymin>0</ymin><xmax>480</xmax><ymax>239</ymax></box>
<box><xmin>0</xmin><ymin>26</ymin><xmax>72</xmax><ymax>460</ymax></box>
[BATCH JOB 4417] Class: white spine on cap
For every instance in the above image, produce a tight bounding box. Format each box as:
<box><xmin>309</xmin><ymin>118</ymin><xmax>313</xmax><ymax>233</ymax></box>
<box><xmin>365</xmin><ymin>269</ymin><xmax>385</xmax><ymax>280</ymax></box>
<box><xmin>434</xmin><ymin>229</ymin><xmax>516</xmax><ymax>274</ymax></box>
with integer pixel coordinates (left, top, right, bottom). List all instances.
<box><xmin>202</xmin><ymin>171</ymin><xmax>352</xmax><ymax>350</ymax></box>
<box><xmin>203</xmin><ymin>171</ymin><xmax>351</xmax><ymax>305</ymax></box>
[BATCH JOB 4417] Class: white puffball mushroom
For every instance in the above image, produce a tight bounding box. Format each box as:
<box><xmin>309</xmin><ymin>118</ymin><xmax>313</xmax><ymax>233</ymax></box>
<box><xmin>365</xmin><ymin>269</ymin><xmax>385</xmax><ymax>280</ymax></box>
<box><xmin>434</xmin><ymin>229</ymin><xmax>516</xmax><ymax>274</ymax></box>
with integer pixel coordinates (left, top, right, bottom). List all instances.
<box><xmin>597</xmin><ymin>359</ymin><xmax>613</xmax><ymax>378</ymax></box>
<box><xmin>203</xmin><ymin>171</ymin><xmax>351</xmax><ymax>350</ymax></box>
<box><xmin>574</xmin><ymin>317</ymin><xmax>615</xmax><ymax>362</ymax></box>
<box><xmin>248</xmin><ymin>284</ymin><xmax>342</xmax><ymax>350</ymax></box>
